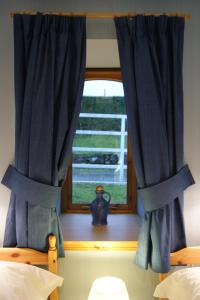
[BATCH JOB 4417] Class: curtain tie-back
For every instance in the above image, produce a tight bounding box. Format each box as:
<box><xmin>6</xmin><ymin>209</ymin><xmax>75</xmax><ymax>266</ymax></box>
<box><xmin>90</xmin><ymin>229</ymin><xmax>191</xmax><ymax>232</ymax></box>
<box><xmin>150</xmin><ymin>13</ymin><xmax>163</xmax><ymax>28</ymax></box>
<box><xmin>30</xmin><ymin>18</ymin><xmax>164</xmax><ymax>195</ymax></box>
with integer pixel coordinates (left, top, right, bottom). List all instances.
<box><xmin>138</xmin><ymin>165</ymin><xmax>195</xmax><ymax>212</ymax></box>
<box><xmin>1</xmin><ymin>165</ymin><xmax>61</xmax><ymax>208</ymax></box>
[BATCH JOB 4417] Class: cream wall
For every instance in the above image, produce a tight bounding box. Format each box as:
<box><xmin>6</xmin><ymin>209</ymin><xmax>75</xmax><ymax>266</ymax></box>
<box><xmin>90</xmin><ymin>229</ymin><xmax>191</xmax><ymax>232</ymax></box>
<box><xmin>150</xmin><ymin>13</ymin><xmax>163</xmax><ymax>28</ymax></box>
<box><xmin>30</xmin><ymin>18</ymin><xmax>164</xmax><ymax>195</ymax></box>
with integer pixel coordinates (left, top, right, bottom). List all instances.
<box><xmin>0</xmin><ymin>1</ymin><xmax>200</xmax><ymax>299</ymax></box>
<box><xmin>58</xmin><ymin>251</ymin><xmax>158</xmax><ymax>300</ymax></box>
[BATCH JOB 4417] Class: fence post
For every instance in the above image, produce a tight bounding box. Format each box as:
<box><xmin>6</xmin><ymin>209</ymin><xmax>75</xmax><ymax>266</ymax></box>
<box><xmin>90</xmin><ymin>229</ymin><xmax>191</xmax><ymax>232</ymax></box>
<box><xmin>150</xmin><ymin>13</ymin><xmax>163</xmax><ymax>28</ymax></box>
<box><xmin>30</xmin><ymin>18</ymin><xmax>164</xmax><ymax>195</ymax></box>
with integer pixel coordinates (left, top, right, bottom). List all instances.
<box><xmin>119</xmin><ymin>116</ymin><xmax>126</xmax><ymax>182</ymax></box>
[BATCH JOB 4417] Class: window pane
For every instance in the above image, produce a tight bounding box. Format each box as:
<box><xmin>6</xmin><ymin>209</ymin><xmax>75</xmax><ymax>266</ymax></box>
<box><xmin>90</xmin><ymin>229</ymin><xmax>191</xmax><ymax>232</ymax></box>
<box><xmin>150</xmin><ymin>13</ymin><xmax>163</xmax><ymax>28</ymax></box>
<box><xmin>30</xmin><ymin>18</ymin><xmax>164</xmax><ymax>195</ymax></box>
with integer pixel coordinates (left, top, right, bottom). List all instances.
<box><xmin>72</xmin><ymin>80</ymin><xmax>127</xmax><ymax>205</ymax></box>
<box><xmin>81</xmin><ymin>96</ymin><xmax>126</xmax><ymax>114</ymax></box>
<box><xmin>73</xmin><ymin>183</ymin><xmax>127</xmax><ymax>204</ymax></box>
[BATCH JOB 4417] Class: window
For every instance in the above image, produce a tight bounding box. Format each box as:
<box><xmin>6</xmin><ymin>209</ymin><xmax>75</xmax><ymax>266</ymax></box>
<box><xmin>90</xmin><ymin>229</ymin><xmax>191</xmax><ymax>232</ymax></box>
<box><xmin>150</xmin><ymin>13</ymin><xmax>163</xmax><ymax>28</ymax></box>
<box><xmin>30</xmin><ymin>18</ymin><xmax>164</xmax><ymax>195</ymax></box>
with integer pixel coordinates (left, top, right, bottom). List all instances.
<box><xmin>61</xmin><ymin>69</ymin><xmax>137</xmax><ymax>213</ymax></box>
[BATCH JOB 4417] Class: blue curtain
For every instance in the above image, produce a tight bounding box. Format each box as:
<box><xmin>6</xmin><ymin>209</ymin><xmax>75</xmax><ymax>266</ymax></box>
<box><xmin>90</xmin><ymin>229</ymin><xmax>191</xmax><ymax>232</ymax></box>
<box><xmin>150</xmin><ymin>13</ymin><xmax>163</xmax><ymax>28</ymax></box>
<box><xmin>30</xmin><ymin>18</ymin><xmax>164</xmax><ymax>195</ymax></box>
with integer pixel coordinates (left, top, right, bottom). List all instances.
<box><xmin>115</xmin><ymin>16</ymin><xmax>194</xmax><ymax>273</ymax></box>
<box><xmin>1</xmin><ymin>14</ymin><xmax>86</xmax><ymax>256</ymax></box>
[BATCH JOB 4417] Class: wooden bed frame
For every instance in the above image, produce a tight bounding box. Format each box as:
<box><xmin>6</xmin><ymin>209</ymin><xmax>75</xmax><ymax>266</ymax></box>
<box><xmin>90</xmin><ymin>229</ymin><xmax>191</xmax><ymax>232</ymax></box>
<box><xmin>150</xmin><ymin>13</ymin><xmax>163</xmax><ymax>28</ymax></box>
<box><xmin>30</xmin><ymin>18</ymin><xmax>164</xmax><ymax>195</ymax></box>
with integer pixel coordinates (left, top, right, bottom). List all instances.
<box><xmin>159</xmin><ymin>246</ymin><xmax>200</xmax><ymax>300</ymax></box>
<box><xmin>0</xmin><ymin>235</ymin><xmax>59</xmax><ymax>300</ymax></box>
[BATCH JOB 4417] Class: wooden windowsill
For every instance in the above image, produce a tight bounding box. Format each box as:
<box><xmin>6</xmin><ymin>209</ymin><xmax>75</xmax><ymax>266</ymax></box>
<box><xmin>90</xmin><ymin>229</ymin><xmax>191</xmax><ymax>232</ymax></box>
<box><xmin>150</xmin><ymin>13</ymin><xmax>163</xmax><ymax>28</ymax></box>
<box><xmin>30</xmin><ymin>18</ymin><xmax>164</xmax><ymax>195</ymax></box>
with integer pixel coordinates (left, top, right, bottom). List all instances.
<box><xmin>60</xmin><ymin>214</ymin><xmax>140</xmax><ymax>251</ymax></box>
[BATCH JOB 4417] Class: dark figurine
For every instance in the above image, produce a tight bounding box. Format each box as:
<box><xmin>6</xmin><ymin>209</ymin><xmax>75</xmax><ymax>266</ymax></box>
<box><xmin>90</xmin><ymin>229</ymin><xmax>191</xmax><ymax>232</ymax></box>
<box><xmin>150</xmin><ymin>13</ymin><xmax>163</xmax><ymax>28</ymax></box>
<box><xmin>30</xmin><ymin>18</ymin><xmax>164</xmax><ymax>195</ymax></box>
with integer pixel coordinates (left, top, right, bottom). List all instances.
<box><xmin>90</xmin><ymin>185</ymin><xmax>111</xmax><ymax>226</ymax></box>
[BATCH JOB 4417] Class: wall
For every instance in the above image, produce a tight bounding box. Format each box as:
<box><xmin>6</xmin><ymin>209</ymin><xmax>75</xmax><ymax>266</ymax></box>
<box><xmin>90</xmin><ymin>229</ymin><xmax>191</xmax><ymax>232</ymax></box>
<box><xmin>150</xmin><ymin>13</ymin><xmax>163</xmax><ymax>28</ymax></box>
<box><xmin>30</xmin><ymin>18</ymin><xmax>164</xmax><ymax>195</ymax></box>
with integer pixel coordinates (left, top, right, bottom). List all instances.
<box><xmin>58</xmin><ymin>251</ymin><xmax>158</xmax><ymax>300</ymax></box>
<box><xmin>0</xmin><ymin>1</ymin><xmax>200</xmax><ymax>299</ymax></box>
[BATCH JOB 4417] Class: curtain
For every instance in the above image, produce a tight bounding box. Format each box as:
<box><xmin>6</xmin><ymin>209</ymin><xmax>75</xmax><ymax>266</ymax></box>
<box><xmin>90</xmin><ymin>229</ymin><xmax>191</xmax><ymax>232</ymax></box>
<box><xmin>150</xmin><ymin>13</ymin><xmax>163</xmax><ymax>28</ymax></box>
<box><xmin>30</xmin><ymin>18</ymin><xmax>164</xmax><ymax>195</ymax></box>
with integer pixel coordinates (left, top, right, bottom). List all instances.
<box><xmin>1</xmin><ymin>14</ymin><xmax>86</xmax><ymax>256</ymax></box>
<box><xmin>115</xmin><ymin>16</ymin><xmax>194</xmax><ymax>273</ymax></box>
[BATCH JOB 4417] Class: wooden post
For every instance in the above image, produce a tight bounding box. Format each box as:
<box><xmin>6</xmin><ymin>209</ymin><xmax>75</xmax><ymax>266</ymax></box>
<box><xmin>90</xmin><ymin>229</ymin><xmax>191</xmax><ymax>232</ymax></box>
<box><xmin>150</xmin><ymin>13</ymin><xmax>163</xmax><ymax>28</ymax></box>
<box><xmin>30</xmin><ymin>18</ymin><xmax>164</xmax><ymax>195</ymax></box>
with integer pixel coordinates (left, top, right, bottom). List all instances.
<box><xmin>48</xmin><ymin>235</ymin><xmax>58</xmax><ymax>300</ymax></box>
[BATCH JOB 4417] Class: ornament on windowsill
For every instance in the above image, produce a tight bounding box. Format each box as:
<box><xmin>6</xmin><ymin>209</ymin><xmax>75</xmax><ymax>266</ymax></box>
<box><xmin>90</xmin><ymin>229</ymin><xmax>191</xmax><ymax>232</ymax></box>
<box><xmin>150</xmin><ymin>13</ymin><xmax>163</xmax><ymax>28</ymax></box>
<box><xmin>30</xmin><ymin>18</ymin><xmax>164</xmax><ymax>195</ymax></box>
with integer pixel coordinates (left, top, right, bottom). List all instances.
<box><xmin>90</xmin><ymin>185</ymin><xmax>111</xmax><ymax>226</ymax></box>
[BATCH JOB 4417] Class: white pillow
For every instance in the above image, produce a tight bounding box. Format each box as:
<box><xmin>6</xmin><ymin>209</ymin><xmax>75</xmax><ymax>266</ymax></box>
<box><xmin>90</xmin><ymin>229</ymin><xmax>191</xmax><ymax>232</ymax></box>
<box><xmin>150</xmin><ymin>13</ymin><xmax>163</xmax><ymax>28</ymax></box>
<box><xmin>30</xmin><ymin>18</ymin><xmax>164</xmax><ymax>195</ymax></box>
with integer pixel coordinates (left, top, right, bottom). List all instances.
<box><xmin>0</xmin><ymin>261</ymin><xmax>64</xmax><ymax>300</ymax></box>
<box><xmin>154</xmin><ymin>267</ymin><xmax>200</xmax><ymax>300</ymax></box>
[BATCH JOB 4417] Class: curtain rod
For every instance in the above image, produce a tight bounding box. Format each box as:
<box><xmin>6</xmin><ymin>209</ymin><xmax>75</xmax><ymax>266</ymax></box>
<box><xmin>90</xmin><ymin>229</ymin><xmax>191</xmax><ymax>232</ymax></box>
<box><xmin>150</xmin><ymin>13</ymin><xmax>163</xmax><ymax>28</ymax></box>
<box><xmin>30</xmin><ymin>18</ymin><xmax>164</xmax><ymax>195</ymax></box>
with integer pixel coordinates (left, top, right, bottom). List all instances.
<box><xmin>10</xmin><ymin>12</ymin><xmax>191</xmax><ymax>20</ymax></box>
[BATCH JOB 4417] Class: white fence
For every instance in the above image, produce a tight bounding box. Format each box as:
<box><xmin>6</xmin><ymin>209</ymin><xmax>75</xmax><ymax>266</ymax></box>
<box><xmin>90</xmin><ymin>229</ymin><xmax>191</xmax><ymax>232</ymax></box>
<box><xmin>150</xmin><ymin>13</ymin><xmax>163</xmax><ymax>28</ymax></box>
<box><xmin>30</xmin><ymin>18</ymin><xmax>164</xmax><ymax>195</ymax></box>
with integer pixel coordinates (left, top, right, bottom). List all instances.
<box><xmin>72</xmin><ymin>113</ymin><xmax>127</xmax><ymax>184</ymax></box>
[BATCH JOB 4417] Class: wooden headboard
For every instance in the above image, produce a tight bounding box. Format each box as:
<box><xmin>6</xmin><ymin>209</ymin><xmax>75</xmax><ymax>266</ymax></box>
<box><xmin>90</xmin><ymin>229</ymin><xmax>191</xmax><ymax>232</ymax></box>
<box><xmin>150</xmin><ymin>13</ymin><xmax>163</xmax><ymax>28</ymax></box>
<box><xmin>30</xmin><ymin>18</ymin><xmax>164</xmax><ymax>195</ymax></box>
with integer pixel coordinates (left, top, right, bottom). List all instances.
<box><xmin>0</xmin><ymin>235</ymin><xmax>59</xmax><ymax>300</ymax></box>
<box><xmin>159</xmin><ymin>246</ymin><xmax>200</xmax><ymax>300</ymax></box>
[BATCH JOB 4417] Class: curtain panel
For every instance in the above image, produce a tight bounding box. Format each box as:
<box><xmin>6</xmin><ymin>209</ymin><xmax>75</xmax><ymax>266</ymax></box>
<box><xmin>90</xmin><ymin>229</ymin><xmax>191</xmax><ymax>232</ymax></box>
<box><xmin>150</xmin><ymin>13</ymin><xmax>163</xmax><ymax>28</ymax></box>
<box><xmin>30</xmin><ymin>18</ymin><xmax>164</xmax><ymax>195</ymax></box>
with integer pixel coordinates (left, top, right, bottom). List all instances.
<box><xmin>115</xmin><ymin>16</ymin><xmax>194</xmax><ymax>273</ymax></box>
<box><xmin>1</xmin><ymin>14</ymin><xmax>86</xmax><ymax>256</ymax></box>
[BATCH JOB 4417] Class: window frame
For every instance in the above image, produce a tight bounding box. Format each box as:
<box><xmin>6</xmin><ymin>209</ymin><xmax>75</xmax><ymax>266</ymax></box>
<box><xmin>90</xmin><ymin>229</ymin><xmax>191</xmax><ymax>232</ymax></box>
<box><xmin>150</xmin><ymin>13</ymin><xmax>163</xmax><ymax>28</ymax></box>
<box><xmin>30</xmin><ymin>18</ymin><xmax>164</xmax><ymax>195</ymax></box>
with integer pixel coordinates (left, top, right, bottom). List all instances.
<box><xmin>61</xmin><ymin>68</ymin><xmax>137</xmax><ymax>214</ymax></box>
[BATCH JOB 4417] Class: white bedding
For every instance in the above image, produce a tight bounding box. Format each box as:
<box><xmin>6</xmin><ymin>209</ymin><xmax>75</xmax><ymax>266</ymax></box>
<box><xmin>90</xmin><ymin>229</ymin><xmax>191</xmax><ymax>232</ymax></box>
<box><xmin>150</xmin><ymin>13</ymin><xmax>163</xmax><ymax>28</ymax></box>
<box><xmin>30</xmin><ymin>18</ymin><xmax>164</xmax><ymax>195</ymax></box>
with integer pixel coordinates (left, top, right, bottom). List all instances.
<box><xmin>154</xmin><ymin>267</ymin><xmax>200</xmax><ymax>300</ymax></box>
<box><xmin>0</xmin><ymin>261</ymin><xmax>64</xmax><ymax>300</ymax></box>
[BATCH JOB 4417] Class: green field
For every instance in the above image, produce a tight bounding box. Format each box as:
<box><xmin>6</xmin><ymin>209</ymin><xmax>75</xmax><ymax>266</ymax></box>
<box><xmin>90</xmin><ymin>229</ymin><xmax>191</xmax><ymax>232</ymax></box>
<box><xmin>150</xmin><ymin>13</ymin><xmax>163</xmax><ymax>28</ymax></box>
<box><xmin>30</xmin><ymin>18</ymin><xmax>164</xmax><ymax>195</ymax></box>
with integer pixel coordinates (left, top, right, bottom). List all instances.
<box><xmin>72</xmin><ymin>183</ymin><xmax>127</xmax><ymax>204</ymax></box>
<box><xmin>73</xmin><ymin>135</ymin><xmax>127</xmax><ymax>148</ymax></box>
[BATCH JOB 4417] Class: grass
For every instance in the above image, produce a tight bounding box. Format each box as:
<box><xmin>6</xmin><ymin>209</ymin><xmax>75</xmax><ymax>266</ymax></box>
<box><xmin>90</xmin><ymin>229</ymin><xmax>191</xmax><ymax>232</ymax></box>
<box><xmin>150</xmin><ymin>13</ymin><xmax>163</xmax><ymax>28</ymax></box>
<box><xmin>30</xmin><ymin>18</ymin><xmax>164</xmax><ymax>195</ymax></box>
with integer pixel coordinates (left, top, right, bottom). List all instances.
<box><xmin>73</xmin><ymin>135</ymin><xmax>127</xmax><ymax>148</ymax></box>
<box><xmin>72</xmin><ymin>183</ymin><xmax>127</xmax><ymax>204</ymax></box>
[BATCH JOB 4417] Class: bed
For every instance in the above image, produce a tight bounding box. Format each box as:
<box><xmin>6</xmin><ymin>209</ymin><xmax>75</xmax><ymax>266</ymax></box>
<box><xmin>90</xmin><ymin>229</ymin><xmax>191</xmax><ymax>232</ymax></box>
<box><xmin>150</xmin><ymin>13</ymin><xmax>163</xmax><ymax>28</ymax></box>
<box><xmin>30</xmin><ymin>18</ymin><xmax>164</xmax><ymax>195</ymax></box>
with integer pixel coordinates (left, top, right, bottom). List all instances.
<box><xmin>0</xmin><ymin>235</ymin><xmax>62</xmax><ymax>300</ymax></box>
<box><xmin>155</xmin><ymin>247</ymin><xmax>200</xmax><ymax>300</ymax></box>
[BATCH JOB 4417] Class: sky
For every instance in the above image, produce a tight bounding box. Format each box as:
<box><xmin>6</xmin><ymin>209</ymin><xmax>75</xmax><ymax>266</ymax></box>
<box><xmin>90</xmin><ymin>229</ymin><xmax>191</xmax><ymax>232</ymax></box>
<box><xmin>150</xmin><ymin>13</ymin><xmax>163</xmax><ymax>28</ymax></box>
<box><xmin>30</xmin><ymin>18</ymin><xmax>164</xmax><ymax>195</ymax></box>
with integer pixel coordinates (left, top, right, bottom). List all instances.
<box><xmin>83</xmin><ymin>80</ymin><xmax>124</xmax><ymax>97</ymax></box>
